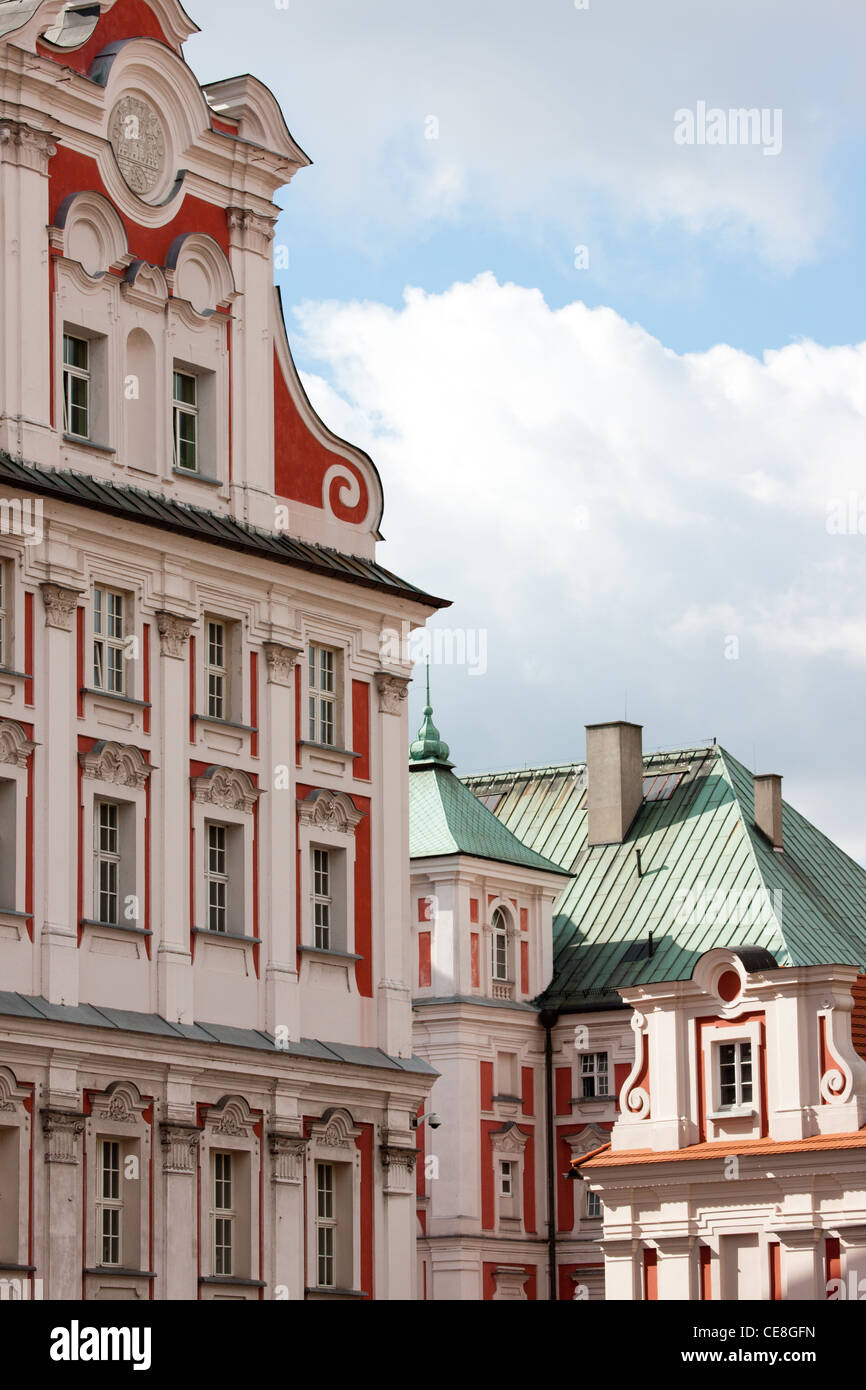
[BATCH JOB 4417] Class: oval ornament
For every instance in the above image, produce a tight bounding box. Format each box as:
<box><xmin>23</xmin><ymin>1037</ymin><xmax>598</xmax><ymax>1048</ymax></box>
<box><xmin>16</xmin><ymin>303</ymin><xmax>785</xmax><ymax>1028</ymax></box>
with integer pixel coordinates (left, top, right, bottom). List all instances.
<box><xmin>108</xmin><ymin>96</ymin><xmax>167</xmax><ymax>198</ymax></box>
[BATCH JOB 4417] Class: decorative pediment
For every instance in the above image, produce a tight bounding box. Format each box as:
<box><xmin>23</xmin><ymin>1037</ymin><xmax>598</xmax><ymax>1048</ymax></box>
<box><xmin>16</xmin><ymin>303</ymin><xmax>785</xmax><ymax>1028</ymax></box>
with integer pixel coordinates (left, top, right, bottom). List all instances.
<box><xmin>210</xmin><ymin>1095</ymin><xmax>256</xmax><ymax>1139</ymax></box>
<box><xmin>564</xmin><ymin>1124</ymin><xmax>610</xmax><ymax>1160</ymax></box>
<box><xmin>122</xmin><ymin>260</ymin><xmax>170</xmax><ymax>310</ymax></box>
<box><xmin>0</xmin><ymin>1065</ymin><xmax>29</xmax><ymax>1113</ymax></box>
<box><xmin>296</xmin><ymin>788</ymin><xmax>363</xmax><ymax>833</ymax></box>
<box><xmin>0</xmin><ymin>720</ymin><xmax>35</xmax><ymax>769</ymax></box>
<box><xmin>89</xmin><ymin>1081</ymin><xmax>147</xmax><ymax>1127</ymax></box>
<box><xmin>489</xmin><ymin>1121</ymin><xmax>529</xmax><ymax>1155</ymax></box>
<box><xmin>309</xmin><ymin>1107</ymin><xmax>361</xmax><ymax>1152</ymax></box>
<box><xmin>192</xmin><ymin>766</ymin><xmax>261</xmax><ymax>814</ymax></box>
<box><xmin>80</xmin><ymin>741</ymin><xmax>151</xmax><ymax>789</ymax></box>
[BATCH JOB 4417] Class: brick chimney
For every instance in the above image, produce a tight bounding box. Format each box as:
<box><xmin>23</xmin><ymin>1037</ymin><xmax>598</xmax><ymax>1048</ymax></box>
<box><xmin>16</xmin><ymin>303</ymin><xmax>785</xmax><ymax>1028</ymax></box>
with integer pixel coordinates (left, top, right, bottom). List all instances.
<box><xmin>586</xmin><ymin>721</ymin><xmax>644</xmax><ymax>846</ymax></box>
<box><xmin>754</xmin><ymin>773</ymin><xmax>783</xmax><ymax>851</ymax></box>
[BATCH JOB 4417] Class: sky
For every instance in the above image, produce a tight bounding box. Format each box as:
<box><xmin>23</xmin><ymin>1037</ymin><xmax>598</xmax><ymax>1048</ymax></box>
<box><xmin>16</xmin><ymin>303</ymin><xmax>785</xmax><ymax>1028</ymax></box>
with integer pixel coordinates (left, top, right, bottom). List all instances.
<box><xmin>185</xmin><ymin>1</ymin><xmax>866</xmax><ymax>861</ymax></box>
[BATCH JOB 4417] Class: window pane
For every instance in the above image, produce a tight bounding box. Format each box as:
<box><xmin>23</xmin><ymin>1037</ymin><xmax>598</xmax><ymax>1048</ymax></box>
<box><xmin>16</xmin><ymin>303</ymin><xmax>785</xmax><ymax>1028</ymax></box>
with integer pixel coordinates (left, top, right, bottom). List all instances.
<box><xmin>64</xmin><ymin>335</ymin><xmax>88</xmax><ymax>370</ymax></box>
<box><xmin>173</xmin><ymin>371</ymin><xmax>196</xmax><ymax>406</ymax></box>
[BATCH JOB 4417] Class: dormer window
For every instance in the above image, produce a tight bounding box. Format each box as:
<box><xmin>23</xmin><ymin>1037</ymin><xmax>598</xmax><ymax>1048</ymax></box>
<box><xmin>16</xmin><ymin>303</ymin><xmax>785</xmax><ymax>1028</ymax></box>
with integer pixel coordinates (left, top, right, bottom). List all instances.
<box><xmin>718</xmin><ymin>1040</ymin><xmax>752</xmax><ymax>1108</ymax></box>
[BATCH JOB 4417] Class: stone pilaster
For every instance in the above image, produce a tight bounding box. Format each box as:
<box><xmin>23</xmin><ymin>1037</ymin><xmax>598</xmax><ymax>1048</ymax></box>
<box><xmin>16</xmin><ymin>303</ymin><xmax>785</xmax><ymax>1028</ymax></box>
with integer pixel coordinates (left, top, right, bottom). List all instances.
<box><xmin>160</xmin><ymin>1123</ymin><xmax>200</xmax><ymax>1301</ymax></box>
<box><xmin>155</xmin><ymin>612</ymin><xmax>194</xmax><ymax>1022</ymax></box>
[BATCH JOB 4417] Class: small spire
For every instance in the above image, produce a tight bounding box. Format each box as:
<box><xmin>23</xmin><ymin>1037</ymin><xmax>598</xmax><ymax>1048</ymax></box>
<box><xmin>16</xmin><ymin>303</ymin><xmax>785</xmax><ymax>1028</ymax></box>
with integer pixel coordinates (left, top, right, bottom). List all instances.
<box><xmin>409</xmin><ymin>660</ymin><xmax>453</xmax><ymax>766</ymax></box>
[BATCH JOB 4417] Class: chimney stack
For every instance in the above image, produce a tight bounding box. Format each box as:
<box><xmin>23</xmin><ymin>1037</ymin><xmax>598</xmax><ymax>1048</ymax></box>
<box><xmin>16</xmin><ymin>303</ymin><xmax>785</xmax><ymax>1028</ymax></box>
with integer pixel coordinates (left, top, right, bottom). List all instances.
<box><xmin>586</xmin><ymin>721</ymin><xmax>643</xmax><ymax>846</ymax></box>
<box><xmin>753</xmin><ymin>773</ymin><xmax>783</xmax><ymax>851</ymax></box>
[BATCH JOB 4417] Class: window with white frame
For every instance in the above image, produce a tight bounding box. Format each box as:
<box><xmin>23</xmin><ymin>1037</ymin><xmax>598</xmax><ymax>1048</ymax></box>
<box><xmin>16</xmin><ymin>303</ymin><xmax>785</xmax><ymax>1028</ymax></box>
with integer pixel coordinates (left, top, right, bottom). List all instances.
<box><xmin>93</xmin><ymin>585</ymin><xmax>126</xmax><ymax>695</ymax></box>
<box><xmin>308</xmin><ymin>644</ymin><xmax>337</xmax><ymax>746</ymax></box>
<box><xmin>492</xmin><ymin>908</ymin><xmax>509</xmax><ymax>981</ymax></box>
<box><xmin>313</xmin><ymin>848</ymin><xmax>331</xmax><ymax>949</ymax></box>
<box><xmin>63</xmin><ymin>333</ymin><xmax>90</xmax><ymax>438</ymax></box>
<box><xmin>0</xmin><ymin>560</ymin><xmax>10</xmax><ymax>668</ymax></box>
<box><xmin>499</xmin><ymin>1160</ymin><xmax>514</xmax><ymax>1197</ymax></box>
<box><xmin>586</xmin><ymin>1188</ymin><xmax>602</xmax><ymax>1219</ymax></box>
<box><xmin>206</xmin><ymin>823</ymin><xmax>229</xmax><ymax>933</ymax></box>
<box><xmin>717</xmin><ymin>1040</ymin><xmax>753</xmax><ymax>1109</ymax></box>
<box><xmin>94</xmin><ymin>800</ymin><xmax>121</xmax><ymax>925</ymax></box>
<box><xmin>212</xmin><ymin>1150</ymin><xmax>234</xmax><ymax>1277</ymax></box>
<box><xmin>173</xmin><ymin>369</ymin><xmax>198</xmax><ymax>472</ymax></box>
<box><xmin>206</xmin><ymin>619</ymin><xmax>228</xmax><ymax>719</ymax></box>
<box><xmin>315</xmin><ymin>1161</ymin><xmax>336</xmax><ymax>1288</ymax></box>
<box><xmin>97</xmin><ymin>1139</ymin><xmax>122</xmax><ymax>1266</ymax></box>
<box><xmin>580</xmin><ymin>1052</ymin><xmax>610</xmax><ymax>1099</ymax></box>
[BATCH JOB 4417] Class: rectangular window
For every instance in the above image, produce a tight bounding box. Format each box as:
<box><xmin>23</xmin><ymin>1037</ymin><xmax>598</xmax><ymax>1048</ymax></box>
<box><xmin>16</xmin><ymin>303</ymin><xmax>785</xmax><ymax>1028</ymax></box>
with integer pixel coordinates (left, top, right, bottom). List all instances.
<box><xmin>93</xmin><ymin>586</ymin><xmax>126</xmax><ymax>695</ymax></box>
<box><xmin>206</xmin><ymin>620</ymin><xmax>227</xmax><ymax>720</ymax></box>
<box><xmin>63</xmin><ymin>333</ymin><xmax>90</xmax><ymax>438</ymax></box>
<box><xmin>315</xmin><ymin>1162</ymin><xmax>336</xmax><ymax>1289</ymax></box>
<box><xmin>98</xmin><ymin>1139</ymin><xmax>122</xmax><ymax>1266</ymax></box>
<box><xmin>173</xmin><ymin>370</ymin><xmax>198</xmax><ymax>473</ymax></box>
<box><xmin>0</xmin><ymin>560</ymin><xmax>9</xmax><ymax>667</ymax></box>
<box><xmin>313</xmin><ymin>848</ymin><xmax>331</xmax><ymax>950</ymax></box>
<box><xmin>308</xmin><ymin>644</ymin><xmax>336</xmax><ymax>746</ymax></box>
<box><xmin>580</xmin><ymin>1052</ymin><xmax>609</xmax><ymax>1099</ymax></box>
<box><xmin>499</xmin><ymin>1160</ymin><xmax>514</xmax><ymax>1197</ymax></box>
<box><xmin>206</xmin><ymin>823</ymin><xmax>228</xmax><ymax>934</ymax></box>
<box><xmin>718</xmin><ymin>1040</ymin><xmax>753</xmax><ymax>1108</ymax></box>
<box><xmin>94</xmin><ymin>800</ymin><xmax>120</xmax><ymax>926</ymax></box>
<box><xmin>212</xmin><ymin>1151</ymin><xmax>234</xmax><ymax>1277</ymax></box>
<box><xmin>586</xmin><ymin>1188</ymin><xmax>602</xmax><ymax>1219</ymax></box>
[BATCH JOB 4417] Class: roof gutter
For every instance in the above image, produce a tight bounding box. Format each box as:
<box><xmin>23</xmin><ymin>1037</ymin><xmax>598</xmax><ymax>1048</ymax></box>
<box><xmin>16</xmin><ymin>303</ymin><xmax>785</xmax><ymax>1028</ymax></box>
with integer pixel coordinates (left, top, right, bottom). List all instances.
<box><xmin>539</xmin><ymin>1006</ymin><xmax>559</xmax><ymax>1302</ymax></box>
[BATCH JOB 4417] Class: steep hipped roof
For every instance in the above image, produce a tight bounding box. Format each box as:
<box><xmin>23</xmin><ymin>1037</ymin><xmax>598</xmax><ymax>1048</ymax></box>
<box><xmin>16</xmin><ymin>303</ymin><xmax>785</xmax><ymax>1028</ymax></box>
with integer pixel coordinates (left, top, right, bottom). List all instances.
<box><xmin>464</xmin><ymin>744</ymin><xmax>866</xmax><ymax>1011</ymax></box>
<box><xmin>408</xmin><ymin>692</ymin><xmax>569</xmax><ymax>877</ymax></box>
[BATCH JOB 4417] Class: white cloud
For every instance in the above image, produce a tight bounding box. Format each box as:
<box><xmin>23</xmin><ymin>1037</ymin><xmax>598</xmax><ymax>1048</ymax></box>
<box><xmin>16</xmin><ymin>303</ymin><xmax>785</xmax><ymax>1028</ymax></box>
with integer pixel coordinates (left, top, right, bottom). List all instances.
<box><xmin>294</xmin><ymin>274</ymin><xmax>866</xmax><ymax>857</ymax></box>
<box><xmin>190</xmin><ymin>0</ymin><xmax>865</xmax><ymax>269</ymax></box>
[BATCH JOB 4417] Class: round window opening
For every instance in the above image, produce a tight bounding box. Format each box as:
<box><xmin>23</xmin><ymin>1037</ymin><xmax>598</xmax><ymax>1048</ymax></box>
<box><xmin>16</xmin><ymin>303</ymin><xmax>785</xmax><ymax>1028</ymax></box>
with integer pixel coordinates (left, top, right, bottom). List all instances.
<box><xmin>717</xmin><ymin>968</ymin><xmax>742</xmax><ymax>1003</ymax></box>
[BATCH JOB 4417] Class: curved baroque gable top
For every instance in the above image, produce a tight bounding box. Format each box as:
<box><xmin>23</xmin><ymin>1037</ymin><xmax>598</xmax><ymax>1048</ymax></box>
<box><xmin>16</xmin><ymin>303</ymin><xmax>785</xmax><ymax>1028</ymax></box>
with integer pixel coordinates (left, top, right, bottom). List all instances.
<box><xmin>79</xmin><ymin>740</ymin><xmax>152</xmax><ymax>788</ymax></box>
<box><xmin>296</xmin><ymin>788</ymin><xmax>363</xmax><ymax>833</ymax></box>
<box><xmin>0</xmin><ymin>720</ymin><xmax>35</xmax><ymax>768</ymax></box>
<box><xmin>192</xmin><ymin>765</ymin><xmax>261</xmax><ymax>814</ymax></box>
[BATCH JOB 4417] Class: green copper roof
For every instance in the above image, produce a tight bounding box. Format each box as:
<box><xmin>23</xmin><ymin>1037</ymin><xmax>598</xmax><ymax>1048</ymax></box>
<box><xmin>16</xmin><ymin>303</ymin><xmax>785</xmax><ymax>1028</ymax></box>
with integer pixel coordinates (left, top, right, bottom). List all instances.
<box><xmin>409</xmin><ymin>764</ymin><xmax>571</xmax><ymax>873</ymax></box>
<box><xmin>464</xmin><ymin>744</ymin><xmax>866</xmax><ymax>1011</ymax></box>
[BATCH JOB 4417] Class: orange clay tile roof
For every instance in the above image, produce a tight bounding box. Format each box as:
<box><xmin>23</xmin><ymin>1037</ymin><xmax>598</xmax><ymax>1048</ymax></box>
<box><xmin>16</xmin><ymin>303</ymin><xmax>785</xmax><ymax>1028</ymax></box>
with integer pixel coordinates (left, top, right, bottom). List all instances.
<box><xmin>574</xmin><ymin>1130</ymin><xmax>866</xmax><ymax>1170</ymax></box>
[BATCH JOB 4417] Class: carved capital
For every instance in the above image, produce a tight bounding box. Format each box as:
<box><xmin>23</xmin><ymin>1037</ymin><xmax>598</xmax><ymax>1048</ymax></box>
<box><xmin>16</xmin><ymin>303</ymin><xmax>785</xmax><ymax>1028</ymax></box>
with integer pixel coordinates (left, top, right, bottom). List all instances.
<box><xmin>0</xmin><ymin>120</ymin><xmax>57</xmax><ymax>173</ymax></box>
<box><xmin>375</xmin><ymin>671</ymin><xmax>409</xmax><ymax>716</ymax></box>
<box><xmin>380</xmin><ymin>1143</ymin><xmax>417</xmax><ymax>1194</ymax></box>
<box><xmin>41</xmin><ymin>583</ymin><xmax>80</xmax><ymax>631</ymax></box>
<box><xmin>156</xmin><ymin>611</ymin><xmax>193</xmax><ymax>659</ymax></box>
<box><xmin>269</xmin><ymin>1133</ymin><xmax>308</xmax><ymax>1184</ymax></box>
<box><xmin>263</xmin><ymin>642</ymin><xmax>302</xmax><ymax>687</ymax></box>
<box><xmin>160</xmin><ymin>1123</ymin><xmax>200</xmax><ymax>1173</ymax></box>
<box><xmin>42</xmin><ymin>1110</ymin><xmax>85</xmax><ymax>1164</ymax></box>
<box><xmin>226</xmin><ymin>207</ymin><xmax>278</xmax><ymax>254</ymax></box>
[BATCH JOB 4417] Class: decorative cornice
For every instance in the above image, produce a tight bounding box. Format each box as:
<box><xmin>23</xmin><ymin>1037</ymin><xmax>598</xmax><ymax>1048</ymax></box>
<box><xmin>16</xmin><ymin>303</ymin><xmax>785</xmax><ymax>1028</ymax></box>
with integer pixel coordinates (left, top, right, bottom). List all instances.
<box><xmin>296</xmin><ymin>788</ymin><xmax>363</xmax><ymax>833</ymax></box>
<box><xmin>0</xmin><ymin>720</ymin><xmax>35</xmax><ymax>769</ymax></box>
<box><xmin>79</xmin><ymin>741</ymin><xmax>151</xmax><ymax>789</ymax></box>
<box><xmin>192</xmin><ymin>766</ymin><xmax>261</xmax><ymax>815</ymax></box>
<box><xmin>41</xmin><ymin>583</ymin><xmax>80</xmax><ymax>631</ymax></box>
<box><xmin>42</xmin><ymin>1110</ymin><xmax>85</xmax><ymax>1164</ymax></box>
<box><xmin>263</xmin><ymin>642</ymin><xmax>303</xmax><ymax>687</ymax></box>
<box><xmin>155</xmin><ymin>611</ymin><xmax>193</xmax><ymax>659</ymax></box>
<box><xmin>375</xmin><ymin>671</ymin><xmax>409</xmax><ymax>716</ymax></box>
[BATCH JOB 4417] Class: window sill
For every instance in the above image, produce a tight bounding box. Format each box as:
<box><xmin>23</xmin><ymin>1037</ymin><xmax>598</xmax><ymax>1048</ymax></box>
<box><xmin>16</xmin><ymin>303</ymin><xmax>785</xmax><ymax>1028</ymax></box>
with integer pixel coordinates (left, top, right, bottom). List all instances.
<box><xmin>0</xmin><ymin>1262</ymin><xmax>36</xmax><ymax>1274</ymax></box>
<box><xmin>63</xmin><ymin>434</ymin><xmax>116</xmax><ymax>455</ymax></box>
<box><xmin>298</xmin><ymin>740</ymin><xmax>361</xmax><ymax>760</ymax></box>
<box><xmin>192</xmin><ymin>714</ymin><xmax>258</xmax><ymax>734</ymax></box>
<box><xmin>0</xmin><ymin>908</ymin><xmax>33</xmax><ymax>920</ymax></box>
<box><xmin>81</xmin><ymin>687</ymin><xmax>151</xmax><ymax>710</ymax></box>
<box><xmin>298</xmin><ymin>945</ymin><xmax>362</xmax><ymax>962</ymax></box>
<box><xmin>192</xmin><ymin>927</ymin><xmax>261</xmax><ymax>945</ymax></box>
<box><xmin>80</xmin><ymin>919</ymin><xmax>151</xmax><ymax>937</ymax></box>
<box><xmin>574</xmin><ymin>1094</ymin><xmax>617</xmax><ymax>1105</ymax></box>
<box><xmin>304</xmin><ymin>1286</ymin><xmax>370</xmax><ymax>1300</ymax></box>
<box><xmin>708</xmin><ymin>1106</ymin><xmax>756</xmax><ymax>1120</ymax></box>
<box><xmin>0</xmin><ymin>668</ymin><xmax>32</xmax><ymax>681</ymax></box>
<box><xmin>199</xmin><ymin>1276</ymin><xmax>266</xmax><ymax>1288</ymax></box>
<box><xmin>172</xmin><ymin>468</ymin><xmax>222</xmax><ymax>487</ymax></box>
<box><xmin>84</xmin><ymin>1267</ymin><xmax>156</xmax><ymax>1279</ymax></box>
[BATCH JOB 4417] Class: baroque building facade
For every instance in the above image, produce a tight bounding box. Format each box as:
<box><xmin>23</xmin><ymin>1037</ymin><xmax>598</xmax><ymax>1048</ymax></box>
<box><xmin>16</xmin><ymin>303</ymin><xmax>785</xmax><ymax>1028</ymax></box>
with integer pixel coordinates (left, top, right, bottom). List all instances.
<box><xmin>0</xmin><ymin>0</ymin><xmax>446</xmax><ymax>1300</ymax></box>
<box><xmin>412</xmin><ymin>717</ymin><xmax>866</xmax><ymax>1301</ymax></box>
